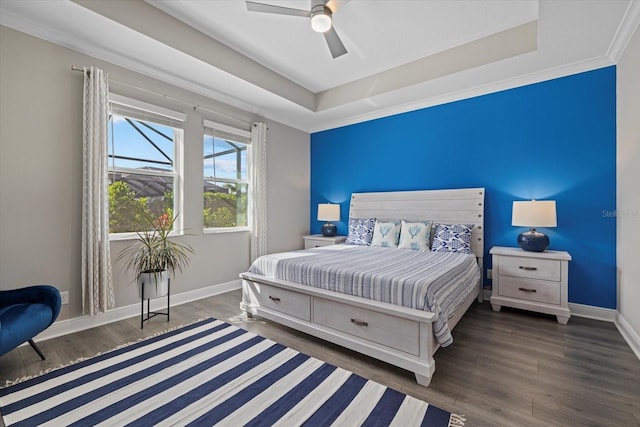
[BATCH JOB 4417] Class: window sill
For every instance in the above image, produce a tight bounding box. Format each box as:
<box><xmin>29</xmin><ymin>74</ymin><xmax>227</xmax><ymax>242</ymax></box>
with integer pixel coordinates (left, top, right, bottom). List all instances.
<box><xmin>203</xmin><ymin>227</ymin><xmax>251</xmax><ymax>235</ymax></box>
<box><xmin>109</xmin><ymin>228</ymin><xmax>250</xmax><ymax>241</ymax></box>
<box><xmin>109</xmin><ymin>231</ymin><xmax>185</xmax><ymax>242</ymax></box>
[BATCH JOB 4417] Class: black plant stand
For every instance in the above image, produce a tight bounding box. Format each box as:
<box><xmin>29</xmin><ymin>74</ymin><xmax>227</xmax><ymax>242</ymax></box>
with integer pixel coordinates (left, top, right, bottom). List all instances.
<box><xmin>140</xmin><ymin>278</ymin><xmax>170</xmax><ymax>329</ymax></box>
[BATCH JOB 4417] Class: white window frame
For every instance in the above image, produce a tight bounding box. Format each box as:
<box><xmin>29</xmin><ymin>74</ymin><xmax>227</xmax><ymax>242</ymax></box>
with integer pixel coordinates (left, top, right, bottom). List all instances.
<box><xmin>108</xmin><ymin>94</ymin><xmax>186</xmax><ymax>240</ymax></box>
<box><xmin>203</xmin><ymin>119</ymin><xmax>252</xmax><ymax>233</ymax></box>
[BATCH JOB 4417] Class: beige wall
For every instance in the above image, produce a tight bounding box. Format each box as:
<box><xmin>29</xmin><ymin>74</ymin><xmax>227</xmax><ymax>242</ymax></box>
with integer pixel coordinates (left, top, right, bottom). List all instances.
<box><xmin>0</xmin><ymin>26</ymin><xmax>310</xmax><ymax>321</ymax></box>
<box><xmin>617</xmin><ymin>24</ymin><xmax>640</xmax><ymax>344</ymax></box>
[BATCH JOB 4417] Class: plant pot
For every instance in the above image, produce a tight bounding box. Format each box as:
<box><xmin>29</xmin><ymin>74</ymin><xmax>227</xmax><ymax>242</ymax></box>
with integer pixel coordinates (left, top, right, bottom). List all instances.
<box><xmin>138</xmin><ymin>270</ymin><xmax>169</xmax><ymax>299</ymax></box>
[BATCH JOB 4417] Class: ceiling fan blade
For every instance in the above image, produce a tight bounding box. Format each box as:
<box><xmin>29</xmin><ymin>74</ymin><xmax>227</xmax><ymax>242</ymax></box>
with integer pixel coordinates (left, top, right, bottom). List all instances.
<box><xmin>323</xmin><ymin>26</ymin><xmax>347</xmax><ymax>58</ymax></box>
<box><xmin>246</xmin><ymin>1</ymin><xmax>311</xmax><ymax>17</ymax></box>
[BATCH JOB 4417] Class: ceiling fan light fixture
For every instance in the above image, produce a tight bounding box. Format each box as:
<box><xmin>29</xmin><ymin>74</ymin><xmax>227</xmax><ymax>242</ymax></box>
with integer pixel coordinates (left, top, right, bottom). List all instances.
<box><xmin>310</xmin><ymin>5</ymin><xmax>332</xmax><ymax>33</ymax></box>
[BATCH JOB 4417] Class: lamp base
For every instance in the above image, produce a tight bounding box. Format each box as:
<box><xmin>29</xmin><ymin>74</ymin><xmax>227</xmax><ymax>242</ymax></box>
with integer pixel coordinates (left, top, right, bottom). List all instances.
<box><xmin>321</xmin><ymin>222</ymin><xmax>337</xmax><ymax>237</ymax></box>
<box><xmin>517</xmin><ymin>229</ymin><xmax>549</xmax><ymax>252</ymax></box>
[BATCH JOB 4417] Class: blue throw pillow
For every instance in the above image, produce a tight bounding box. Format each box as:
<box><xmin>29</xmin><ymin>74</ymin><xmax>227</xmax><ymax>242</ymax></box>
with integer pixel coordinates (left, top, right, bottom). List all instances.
<box><xmin>431</xmin><ymin>223</ymin><xmax>474</xmax><ymax>254</ymax></box>
<box><xmin>345</xmin><ymin>217</ymin><xmax>376</xmax><ymax>246</ymax></box>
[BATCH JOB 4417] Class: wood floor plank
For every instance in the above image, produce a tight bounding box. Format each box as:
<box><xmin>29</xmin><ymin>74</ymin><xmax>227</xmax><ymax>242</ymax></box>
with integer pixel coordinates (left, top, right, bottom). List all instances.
<box><xmin>473</xmin><ymin>352</ymin><xmax>539</xmax><ymax>378</ymax></box>
<box><xmin>1</xmin><ymin>290</ymin><xmax>639</xmax><ymax>427</ymax></box>
<box><xmin>533</xmin><ymin>362</ymin><xmax>640</xmax><ymax>415</ymax></box>
<box><xmin>0</xmin><ymin>347</ymin><xmax>24</xmax><ymax>383</ymax></box>
<box><xmin>539</xmin><ymin>354</ymin><xmax>640</xmax><ymax>397</ymax></box>
<box><xmin>562</xmin><ymin>335</ymin><xmax>640</xmax><ymax>367</ymax></box>
<box><xmin>436</xmin><ymin>356</ymin><xmax>535</xmax><ymax>416</ymax></box>
<box><xmin>451</xmin><ymin>392</ymin><xmax>549</xmax><ymax>427</ymax></box>
<box><xmin>533</xmin><ymin>393</ymin><xmax>638</xmax><ymax>427</ymax></box>
<box><xmin>21</xmin><ymin>340</ymin><xmax>66</xmax><ymax>376</ymax></box>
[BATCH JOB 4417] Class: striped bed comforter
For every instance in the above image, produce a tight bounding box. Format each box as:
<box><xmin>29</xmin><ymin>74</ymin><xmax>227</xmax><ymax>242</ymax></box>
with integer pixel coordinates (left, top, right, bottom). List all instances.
<box><xmin>248</xmin><ymin>245</ymin><xmax>481</xmax><ymax>347</ymax></box>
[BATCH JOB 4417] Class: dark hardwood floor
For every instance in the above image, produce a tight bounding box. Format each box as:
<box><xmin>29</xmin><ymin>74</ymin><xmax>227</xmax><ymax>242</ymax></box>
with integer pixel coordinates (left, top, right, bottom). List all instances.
<box><xmin>1</xmin><ymin>290</ymin><xmax>639</xmax><ymax>426</ymax></box>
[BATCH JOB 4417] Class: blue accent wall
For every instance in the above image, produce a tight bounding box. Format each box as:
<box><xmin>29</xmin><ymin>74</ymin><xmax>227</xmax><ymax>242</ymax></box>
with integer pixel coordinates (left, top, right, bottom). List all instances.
<box><xmin>310</xmin><ymin>66</ymin><xmax>616</xmax><ymax>309</ymax></box>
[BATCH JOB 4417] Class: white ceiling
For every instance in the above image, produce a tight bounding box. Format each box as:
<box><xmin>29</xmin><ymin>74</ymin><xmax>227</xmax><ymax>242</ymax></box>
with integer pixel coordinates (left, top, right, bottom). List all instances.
<box><xmin>149</xmin><ymin>0</ymin><xmax>538</xmax><ymax>92</ymax></box>
<box><xmin>1</xmin><ymin>0</ymin><xmax>639</xmax><ymax>133</ymax></box>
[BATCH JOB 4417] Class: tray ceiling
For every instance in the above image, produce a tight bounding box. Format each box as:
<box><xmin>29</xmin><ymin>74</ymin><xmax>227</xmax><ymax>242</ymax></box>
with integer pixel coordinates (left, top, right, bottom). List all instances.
<box><xmin>1</xmin><ymin>0</ymin><xmax>637</xmax><ymax>132</ymax></box>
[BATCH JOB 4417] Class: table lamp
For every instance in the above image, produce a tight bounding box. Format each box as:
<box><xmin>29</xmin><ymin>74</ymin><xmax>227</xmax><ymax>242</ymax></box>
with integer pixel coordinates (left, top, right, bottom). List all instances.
<box><xmin>512</xmin><ymin>200</ymin><xmax>557</xmax><ymax>252</ymax></box>
<box><xmin>318</xmin><ymin>203</ymin><xmax>340</xmax><ymax>237</ymax></box>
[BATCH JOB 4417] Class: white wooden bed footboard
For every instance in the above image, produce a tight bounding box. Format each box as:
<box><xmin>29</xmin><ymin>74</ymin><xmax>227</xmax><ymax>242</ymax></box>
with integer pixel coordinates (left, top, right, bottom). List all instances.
<box><xmin>241</xmin><ymin>273</ymin><xmax>441</xmax><ymax>386</ymax></box>
<box><xmin>240</xmin><ymin>187</ymin><xmax>485</xmax><ymax>386</ymax></box>
<box><xmin>240</xmin><ymin>273</ymin><xmax>480</xmax><ymax>386</ymax></box>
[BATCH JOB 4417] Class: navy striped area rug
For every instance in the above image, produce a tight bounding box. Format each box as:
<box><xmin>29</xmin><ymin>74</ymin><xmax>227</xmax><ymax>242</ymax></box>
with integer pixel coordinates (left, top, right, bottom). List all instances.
<box><xmin>0</xmin><ymin>318</ymin><xmax>464</xmax><ymax>426</ymax></box>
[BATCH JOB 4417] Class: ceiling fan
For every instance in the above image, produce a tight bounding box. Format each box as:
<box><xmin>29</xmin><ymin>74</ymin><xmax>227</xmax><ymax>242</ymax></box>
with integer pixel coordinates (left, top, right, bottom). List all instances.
<box><xmin>246</xmin><ymin>0</ymin><xmax>348</xmax><ymax>59</ymax></box>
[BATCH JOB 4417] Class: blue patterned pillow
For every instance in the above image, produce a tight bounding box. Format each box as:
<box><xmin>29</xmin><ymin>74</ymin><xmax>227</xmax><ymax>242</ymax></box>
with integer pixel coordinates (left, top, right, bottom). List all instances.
<box><xmin>398</xmin><ymin>220</ymin><xmax>433</xmax><ymax>251</ymax></box>
<box><xmin>371</xmin><ymin>220</ymin><xmax>401</xmax><ymax>248</ymax></box>
<box><xmin>431</xmin><ymin>223</ymin><xmax>474</xmax><ymax>254</ymax></box>
<box><xmin>345</xmin><ymin>217</ymin><xmax>376</xmax><ymax>245</ymax></box>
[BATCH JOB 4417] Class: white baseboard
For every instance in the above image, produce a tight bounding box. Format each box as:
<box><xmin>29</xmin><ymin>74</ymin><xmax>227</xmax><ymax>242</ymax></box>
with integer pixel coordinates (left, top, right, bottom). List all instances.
<box><xmin>615</xmin><ymin>313</ymin><xmax>640</xmax><ymax>361</ymax></box>
<box><xmin>484</xmin><ymin>295</ymin><xmax>617</xmax><ymax>323</ymax></box>
<box><xmin>34</xmin><ymin>279</ymin><xmax>242</xmax><ymax>342</ymax></box>
<box><xmin>568</xmin><ymin>302</ymin><xmax>617</xmax><ymax>322</ymax></box>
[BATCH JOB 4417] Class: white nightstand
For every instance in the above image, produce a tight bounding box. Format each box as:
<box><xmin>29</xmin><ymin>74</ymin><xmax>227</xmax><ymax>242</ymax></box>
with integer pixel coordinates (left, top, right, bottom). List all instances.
<box><xmin>303</xmin><ymin>234</ymin><xmax>346</xmax><ymax>249</ymax></box>
<box><xmin>490</xmin><ymin>246</ymin><xmax>572</xmax><ymax>324</ymax></box>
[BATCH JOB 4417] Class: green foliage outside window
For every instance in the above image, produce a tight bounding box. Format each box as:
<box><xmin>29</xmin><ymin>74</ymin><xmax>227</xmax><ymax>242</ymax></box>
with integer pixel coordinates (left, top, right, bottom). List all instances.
<box><xmin>109</xmin><ymin>181</ymin><xmax>247</xmax><ymax>232</ymax></box>
<box><xmin>109</xmin><ymin>182</ymin><xmax>174</xmax><ymax>234</ymax></box>
<box><xmin>203</xmin><ymin>190</ymin><xmax>247</xmax><ymax>228</ymax></box>
<box><xmin>109</xmin><ymin>181</ymin><xmax>151</xmax><ymax>233</ymax></box>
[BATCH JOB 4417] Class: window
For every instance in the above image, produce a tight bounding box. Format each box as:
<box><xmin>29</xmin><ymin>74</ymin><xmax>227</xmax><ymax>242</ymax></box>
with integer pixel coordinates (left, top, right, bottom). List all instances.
<box><xmin>203</xmin><ymin>120</ymin><xmax>251</xmax><ymax>230</ymax></box>
<box><xmin>108</xmin><ymin>95</ymin><xmax>185</xmax><ymax>235</ymax></box>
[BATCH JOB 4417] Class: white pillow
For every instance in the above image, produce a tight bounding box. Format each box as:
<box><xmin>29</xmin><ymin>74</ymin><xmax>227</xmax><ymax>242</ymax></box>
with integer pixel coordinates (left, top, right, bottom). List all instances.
<box><xmin>371</xmin><ymin>220</ymin><xmax>401</xmax><ymax>248</ymax></box>
<box><xmin>398</xmin><ymin>220</ymin><xmax>432</xmax><ymax>251</ymax></box>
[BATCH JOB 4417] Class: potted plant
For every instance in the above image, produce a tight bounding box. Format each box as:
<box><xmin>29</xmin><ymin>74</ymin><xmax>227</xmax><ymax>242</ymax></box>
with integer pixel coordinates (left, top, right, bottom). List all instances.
<box><xmin>117</xmin><ymin>212</ymin><xmax>194</xmax><ymax>299</ymax></box>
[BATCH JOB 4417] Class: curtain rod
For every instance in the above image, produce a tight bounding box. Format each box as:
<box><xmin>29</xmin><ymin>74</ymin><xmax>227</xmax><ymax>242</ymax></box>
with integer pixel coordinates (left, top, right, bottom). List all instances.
<box><xmin>71</xmin><ymin>66</ymin><xmax>252</xmax><ymax>127</ymax></box>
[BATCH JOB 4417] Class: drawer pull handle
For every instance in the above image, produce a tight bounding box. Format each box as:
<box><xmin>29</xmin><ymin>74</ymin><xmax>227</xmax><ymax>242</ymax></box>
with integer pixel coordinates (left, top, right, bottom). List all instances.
<box><xmin>519</xmin><ymin>266</ymin><xmax>538</xmax><ymax>271</ymax></box>
<box><xmin>268</xmin><ymin>296</ymin><xmax>281</xmax><ymax>302</ymax></box>
<box><xmin>350</xmin><ymin>318</ymin><xmax>368</xmax><ymax>327</ymax></box>
<box><xmin>518</xmin><ymin>287</ymin><xmax>537</xmax><ymax>293</ymax></box>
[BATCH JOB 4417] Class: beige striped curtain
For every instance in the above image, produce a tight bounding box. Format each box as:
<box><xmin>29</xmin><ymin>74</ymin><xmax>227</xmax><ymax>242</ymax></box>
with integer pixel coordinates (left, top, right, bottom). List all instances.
<box><xmin>251</xmin><ymin>122</ymin><xmax>268</xmax><ymax>261</ymax></box>
<box><xmin>81</xmin><ymin>66</ymin><xmax>115</xmax><ymax>315</ymax></box>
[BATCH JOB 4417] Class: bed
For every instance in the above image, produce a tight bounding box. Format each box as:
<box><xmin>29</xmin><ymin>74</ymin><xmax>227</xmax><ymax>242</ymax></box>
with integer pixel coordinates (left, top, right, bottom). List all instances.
<box><xmin>240</xmin><ymin>187</ymin><xmax>485</xmax><ymax>386</ymax></box>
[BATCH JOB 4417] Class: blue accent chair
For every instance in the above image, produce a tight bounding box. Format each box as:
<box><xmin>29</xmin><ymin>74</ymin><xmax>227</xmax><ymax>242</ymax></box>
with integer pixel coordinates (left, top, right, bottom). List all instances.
<box><xmin>0</xmin><ymin>285</ymin><xmax>61</xmax><ymax>360</ymax></box>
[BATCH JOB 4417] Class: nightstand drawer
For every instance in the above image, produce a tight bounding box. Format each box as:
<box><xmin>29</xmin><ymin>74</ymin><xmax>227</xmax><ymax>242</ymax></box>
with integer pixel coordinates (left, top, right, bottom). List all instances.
<box><xmin>303</xmin><ymin>235</ymin><xmax>346</xmax><ymax>249</ymax></box>
<box><xmin>498</xmin><ymin>276</ymin><xmax>560</xmax><ymax>305</ymax></box>
<box><xmin>305</xmin><ymin>238</ymin><xmax>335</xmax><ymax>249</ymax></box>
<box><xmin>499</xmin><ymin>256</ymin><xmax>561</xmax><ymax>281</ymax></box>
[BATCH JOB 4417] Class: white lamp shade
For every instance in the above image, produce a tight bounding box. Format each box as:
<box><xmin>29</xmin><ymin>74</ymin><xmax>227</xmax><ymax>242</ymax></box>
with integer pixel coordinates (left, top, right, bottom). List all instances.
<box><xmin>512</xmin><ymin>200</ymin><xmax>557</xmax><ymax>227</ymax></box>
<box><xmin>317</xmin><ymin>203</ymin><xmax>340</xmax><ymax>221</ymax></box>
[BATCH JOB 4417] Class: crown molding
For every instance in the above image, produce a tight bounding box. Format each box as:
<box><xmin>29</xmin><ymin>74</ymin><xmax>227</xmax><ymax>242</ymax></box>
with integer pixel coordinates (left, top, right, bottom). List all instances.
<box><xmin>0</xmin><ymin>8</ymin><xmax>73</xmax><ymax>49</ymax></box>
<box><xmin>607</xmin><ymin>0</ymin><xmax>640</xmax><ymax>63</ymax></box>
<box><xmin>0</xmin><ymin>12</ymin><xmax>310</xmax><ymax>132</ymax></box>
<box><xmin>309</xmin><ymin>55</ymin><xmax>615</xmax><ymax>133</ymax></box>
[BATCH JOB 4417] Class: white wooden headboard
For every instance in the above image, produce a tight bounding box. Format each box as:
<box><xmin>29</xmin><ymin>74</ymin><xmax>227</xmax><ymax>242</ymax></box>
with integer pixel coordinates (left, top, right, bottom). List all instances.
<box><xmin>349</xmin><ymin>187</ymin><xmax>486</xmax><ymax>270</ymax></box>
